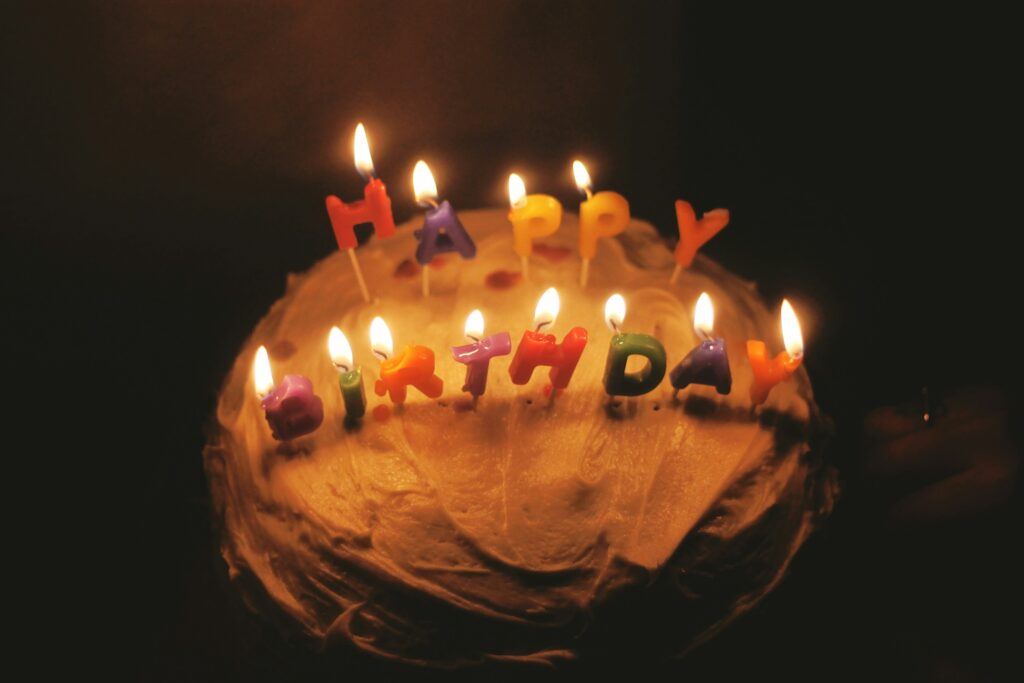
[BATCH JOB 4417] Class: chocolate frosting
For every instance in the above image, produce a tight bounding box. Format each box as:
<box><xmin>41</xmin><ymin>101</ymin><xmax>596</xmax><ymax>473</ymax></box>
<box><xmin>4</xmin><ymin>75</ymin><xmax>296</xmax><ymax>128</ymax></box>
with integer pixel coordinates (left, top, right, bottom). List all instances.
<box><xmin>204</xmin><ymin>210</ymin><xmax>836</xmax><ymax>667</ymax></box>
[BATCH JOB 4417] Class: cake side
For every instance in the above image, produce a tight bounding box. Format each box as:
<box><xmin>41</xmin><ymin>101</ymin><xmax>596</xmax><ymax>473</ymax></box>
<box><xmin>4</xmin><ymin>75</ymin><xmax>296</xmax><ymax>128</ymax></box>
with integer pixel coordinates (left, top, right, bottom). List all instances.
<box><xmin>204</xmin><ymin>209</ymin><xmax>834</xmax><ymax>666</ymax></box>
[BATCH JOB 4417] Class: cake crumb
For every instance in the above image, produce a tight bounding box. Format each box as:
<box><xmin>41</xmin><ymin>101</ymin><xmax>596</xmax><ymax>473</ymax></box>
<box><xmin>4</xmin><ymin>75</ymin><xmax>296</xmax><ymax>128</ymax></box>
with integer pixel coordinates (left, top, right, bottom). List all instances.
<box><xmin>485</xmin><ymin>269</ymin><xmax>522</xmax><ymax>289</ymax></box>
<box><xmin>393</xmin><ymin>259</ymin><xmax>419</xmax><ymax>278</ymax></box>
<box><xmin>533</xmin><ymin>243</ymin><xmax>572</xmax><ymax>262</ymax></box>
<box><xmin>268</xmin><ymin>340</ymin><xmax>297</xmax><ymax>360</ymax></box>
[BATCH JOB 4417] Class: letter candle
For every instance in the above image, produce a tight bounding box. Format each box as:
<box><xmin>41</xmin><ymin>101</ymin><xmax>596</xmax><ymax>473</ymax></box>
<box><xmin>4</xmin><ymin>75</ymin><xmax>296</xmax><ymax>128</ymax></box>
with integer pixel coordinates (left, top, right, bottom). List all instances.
<box><xmin>508</xmin><ymin>287</ymin><xmax>588</xmax><ymax>393</ymax></box>
<box><xmin>669</xmin><ymin>292</ymin><xmax>732</xmax><ymax>395</ymax></box>
<box><xmin>253</xmin><ymin>345</ymin><xmax>324</xmax><ymax>440</ymax></box>
<box><xmin>325</xmin><ymin>123</ymin><xmax>397</xmax><ymax>302</ymax></box>
<box><xmin>412</xmin><ymin>160</ymin><xmax>476</xmax><ymax>297</ymax></box>
<box><xmin>669</xmin><ymin>200</ymin><xmax>730</xmax><ymax>285</ymax></box>
<box><xmin>328</xmin><ymin>327</ymin><xmax>367</xmax><ymax>419</ymax></box>
<box><xmin>747</xmin><ymin>299</ymin><xmax>804</xmax><ymax>406</ymax></box>
<box><xmin>370</xmin><ymin>316</ymin><xmax>444</xmax><ymax>406</ymax></box>
<box><xmin>602</xmin><ymin>293</ymin><xmax>667</xmax><ymax>397</ymax></box>
<box><xmin>451</xmin><ymin>309</ymin><xmax>512</xmax><ymax>399</ymax></box>
<box><xmin>573</xmin><ymin>161</ymin><xmax>630</xmax><ymax>288</ymax></box>
<box><xmin>507</xmin><ymin>173</ymin><xmax>562</xmax><ymax>280</ymax></box>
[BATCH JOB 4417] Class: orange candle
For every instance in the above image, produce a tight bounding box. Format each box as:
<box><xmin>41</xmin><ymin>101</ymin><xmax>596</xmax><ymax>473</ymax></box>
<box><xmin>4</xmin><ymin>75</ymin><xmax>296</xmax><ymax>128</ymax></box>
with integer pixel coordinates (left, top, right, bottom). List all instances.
<box><xmin>325</xmin><ymin>124</ymin><xmax>397</xmax><ymax>302</ymax></box>
<box><xmin>573</xmin><ymin>161</ymin><xmax>630</xmax><ymax>288</ymax></box>
<box><xmin>747</xmin><ymin>300</ymin><xmax>804</xmax><ymax>405</ymax></box>
<box><xmin>508</xmin><ymin>173</ymin><xmax>562</xmax><ymax>280</ymax></box>
<box><xmin>670</xmin><ymin>199</ymin><xmax>730</xmax><ymax>284</ymax></box>
<box><xmin>370</xmin><ymin>317</ymin><xmax>443</xmax><ymax>405</ymax></box>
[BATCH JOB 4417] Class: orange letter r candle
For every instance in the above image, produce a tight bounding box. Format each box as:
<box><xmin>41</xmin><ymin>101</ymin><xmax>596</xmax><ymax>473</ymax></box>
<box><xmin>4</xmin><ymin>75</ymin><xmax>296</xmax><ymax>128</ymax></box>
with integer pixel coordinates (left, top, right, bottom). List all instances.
<box><xmin>370</xmin><ymin>317</ymin><xmax>444</xmax><ymax>406</ymax></box>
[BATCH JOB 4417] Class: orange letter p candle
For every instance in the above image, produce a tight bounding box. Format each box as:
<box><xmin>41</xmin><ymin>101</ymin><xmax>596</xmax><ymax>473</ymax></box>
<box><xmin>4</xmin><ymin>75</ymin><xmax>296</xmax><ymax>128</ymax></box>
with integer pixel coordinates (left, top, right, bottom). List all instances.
<box><xmin>573</xmin><ymin>161</ymin><xmax>630</xmax><ymax>288</ymax></box>
<box><xmin>508</xmin><ymin>173</ymin><xmax>562</xmax><ymax>280</ymax></box>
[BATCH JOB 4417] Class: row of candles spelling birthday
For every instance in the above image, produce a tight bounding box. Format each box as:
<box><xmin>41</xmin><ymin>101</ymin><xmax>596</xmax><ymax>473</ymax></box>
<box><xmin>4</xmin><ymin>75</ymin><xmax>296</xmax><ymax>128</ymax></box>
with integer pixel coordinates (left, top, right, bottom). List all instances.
<box><xmin>326</xmin><ymin>124</ymin><xmax>730</xmax><ymax>300</ymax></box>
<box><xmin>252</xmin><ymin>289</ymin><xmax>804</xmax><ymax>441</ymax></box>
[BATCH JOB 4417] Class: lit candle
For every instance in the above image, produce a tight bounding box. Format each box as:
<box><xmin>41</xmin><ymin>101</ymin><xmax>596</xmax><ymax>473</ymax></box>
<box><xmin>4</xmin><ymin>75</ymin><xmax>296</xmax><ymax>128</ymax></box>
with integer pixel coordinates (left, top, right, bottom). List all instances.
<box><xmin>508</xmin><ymin>173</ymin><xmax>562</xmax><ymax>280</ymax></box>
<box><xmin>669</xmin><ymin>292</ymin><xmax>732</xmax><ymax>395</ymax></box>
<box><xmin>602</xmin><ymin>293</ymin><xmax>667</xmax><ymax>397</ymax></box>
<box><xmin>328</xmin><ymin>327</ymin><xmax>366</xmax><ymax>419</ymax></box>
<box><xmin>412</xmin><ymin>160</ymin><xmax>476</xmax><ymax>297</ymax></box>
<box><xmin>573</xmin><ymin>161</ymin><xmax>630</xmax><ymax>288</ymax></box>
<box><xmin>324</xmin><ymin>123</ymin><xmax>397</xmax><ymax>302</ymax></box>
<box><xmin>370</xmin><ymin>316</ymin><xmax>444</xmax><ymax>405</ymax></box>
<box><xmin>508</xmin><ymin>287</ymin><xmax>588</xmax><ymax>392</ymax></box>
<box><xmin>451</xmin><ymin>309</ymin><xmax>512</xmax><ymax>398</ymax></box>
<box><xmin>253</xmin><ymin>345</ymin><xmax>324</xmax><ymax>440</ymax></box>
<box><xmin>747</xmin><ymin>299</ymin><xmax>804</xmax><ymax>406</ymax></box>
<box><xmin>669</xmin><ymin>199</ymin><xmax>730</xmax><ymax>284</ymax></box>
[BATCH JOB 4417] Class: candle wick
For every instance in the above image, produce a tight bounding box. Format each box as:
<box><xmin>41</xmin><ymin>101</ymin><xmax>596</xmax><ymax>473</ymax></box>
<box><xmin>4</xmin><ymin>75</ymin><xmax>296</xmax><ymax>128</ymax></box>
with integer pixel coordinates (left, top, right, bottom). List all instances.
<box><xmin>373</xmin><ymin>350</ymin><xmax>389</xmax><ymax>362</ymax></box>
<box><xmin>585</xmin><ymin>188</ymin><xmax>593</xmax><ymax>200</ymax></box>
<box><xmin>466</xmin><ymin>334</ymin><xmax>480</xmax><ymax>343</ymax></box>
<box><xmin>609</xmin><ymin>320</ymin><xmax>620</xmax><ymax>334</ymax></box>
<box><xmin>535</xmin><ymin>320</ymin><xmax>551</xmax><ymax>333</ymax></box>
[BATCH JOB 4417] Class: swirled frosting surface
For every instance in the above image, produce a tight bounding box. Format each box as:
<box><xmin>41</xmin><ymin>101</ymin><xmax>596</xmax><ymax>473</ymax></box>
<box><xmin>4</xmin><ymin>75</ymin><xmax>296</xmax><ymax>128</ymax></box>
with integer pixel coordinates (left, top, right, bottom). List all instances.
<box><xmin>205</xmin><ymin>210</ymin><xmax>834</xmax><ymax>667</ymax></box>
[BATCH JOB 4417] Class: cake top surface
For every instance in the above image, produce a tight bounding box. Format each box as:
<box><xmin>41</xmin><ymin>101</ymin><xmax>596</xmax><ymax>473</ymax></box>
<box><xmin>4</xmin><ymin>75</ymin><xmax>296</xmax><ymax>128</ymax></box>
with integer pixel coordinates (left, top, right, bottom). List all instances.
<box><xmin>208</xmin><ymin>208</ymin><xmax>817</xmax><ymax>664</ymax></box>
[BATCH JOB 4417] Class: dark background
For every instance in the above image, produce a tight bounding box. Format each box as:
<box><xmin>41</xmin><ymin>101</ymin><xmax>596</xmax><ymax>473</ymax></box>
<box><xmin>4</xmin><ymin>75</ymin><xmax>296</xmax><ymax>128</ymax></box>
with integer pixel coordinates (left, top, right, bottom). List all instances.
<box><xmin>6</xmin><ymin>1</ymin><xmax>1019</xmax><ymax>680</ymax></box>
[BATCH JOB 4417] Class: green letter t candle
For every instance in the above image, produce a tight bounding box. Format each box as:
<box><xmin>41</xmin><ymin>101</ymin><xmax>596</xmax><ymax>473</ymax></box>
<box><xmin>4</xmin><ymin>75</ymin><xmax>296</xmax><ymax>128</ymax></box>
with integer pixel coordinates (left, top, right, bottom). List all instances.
<box><xmin>328</xmin><ymin>326</ymin><xmax>367</xmax><ymax>419</ymax></box>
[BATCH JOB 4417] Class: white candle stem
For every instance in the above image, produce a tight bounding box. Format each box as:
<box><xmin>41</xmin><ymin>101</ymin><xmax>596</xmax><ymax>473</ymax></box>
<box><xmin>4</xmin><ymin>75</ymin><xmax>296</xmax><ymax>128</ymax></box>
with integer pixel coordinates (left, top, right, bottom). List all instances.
<box><xmin>347</xmin><ymin>249</ymin><xmax>371</xmax><ymax>303</ymax></box>
<box><xmin>669</xmin><ymin>263</ymin><xmax>682</xmax><ymax>285</ymax></box>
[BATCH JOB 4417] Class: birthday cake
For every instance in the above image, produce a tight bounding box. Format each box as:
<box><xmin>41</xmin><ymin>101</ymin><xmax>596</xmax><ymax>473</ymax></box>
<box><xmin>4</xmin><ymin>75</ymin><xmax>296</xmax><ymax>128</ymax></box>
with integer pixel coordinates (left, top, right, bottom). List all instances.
<box><xmin>204</xmin><ymin>208</ymin><xmax>835</xmax><ymax>668</ymax></box>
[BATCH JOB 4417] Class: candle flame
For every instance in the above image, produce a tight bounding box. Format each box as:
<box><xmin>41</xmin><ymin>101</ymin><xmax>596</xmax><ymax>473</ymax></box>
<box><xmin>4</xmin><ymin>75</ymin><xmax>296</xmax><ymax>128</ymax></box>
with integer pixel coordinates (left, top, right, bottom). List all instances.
<box><xmin>370</xmin><ymin>316</ymin><xmax>393</xmax><ymax>361</ymax></box>
<box><xmin>572</xmin><ymin>160</ymin><xmax>593</xmax><ymax>195</ymax></box>
<box><xmin>413</xmin><ymin>160</ymin><xmax>438</xmax><ymax>206</ymax></box>
<box><xmin>254</xmin><ymin>345</ymin><xmax>274</xmax><ymax>398</ymax></box>
<box><xmin>533</xmin><ymin>287</ymin><xmax>560</xmax><ymax>331</ymax></box>
<box><xmin>605</xmin><ymin>293</ymin><xmax>625</xmax><ymax>333</ymax></box>
<box><xmin>328</xmin><ymin>326</ymin><xmax>354</xmax><ymax>372</ymax></box>
<box><xmin>694</xmin><ymin>292</ymin><xmax>714</xmax><ymax>339</ymax></box>
<box><xmin>508</xmin><ymin>173</ymin><xmax>527</xmax><ymax>209</ymax></box>
<box><xmin>464</xmin><ymin>309</ymin><xmax>484</xmax><ymax>342</ymax></box>
<box><xmin>353</xmin><ymin>123</ymin><xmax>375</xmax><ymax>179</ymax></box>
<box><xmin>781</xmin><ymin>299</ymin><xmax>804</xmax><ymax>359</ymax></box>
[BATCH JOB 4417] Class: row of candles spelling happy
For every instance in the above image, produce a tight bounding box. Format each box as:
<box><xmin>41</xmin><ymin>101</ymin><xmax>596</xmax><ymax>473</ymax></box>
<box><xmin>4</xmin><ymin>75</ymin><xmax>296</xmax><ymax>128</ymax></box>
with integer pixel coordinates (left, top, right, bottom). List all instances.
<box><xmin>325</xmin><ymin>124</ymin><xmax>731</xmax><ymax>301</ymax></box>
<box><xmin>252</xmin><ymin>289</ymin><xmax>804</xmax><ymax>441</ymax></box>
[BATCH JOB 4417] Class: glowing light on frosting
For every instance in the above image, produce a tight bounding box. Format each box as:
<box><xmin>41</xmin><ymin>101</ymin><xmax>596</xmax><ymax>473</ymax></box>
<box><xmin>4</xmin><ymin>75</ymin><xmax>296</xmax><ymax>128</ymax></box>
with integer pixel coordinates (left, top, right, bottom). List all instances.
<box><xmin>254</xmin><ymin>345</ymin><xmax>274</xmax><ymax>398</ymax></box>
<box><xmin>328</xmin><ymin>326</ymin><xmax>354</xmax><ymax>372</ymax></box>
<box><xmin>694</xmin><ymin>292</ymin><xmax>714</xmax><ymax>340</ymax></box>
<box><xmin>533</xmin><ymin>287</ymin><xmax>560</xmax><ymax>332</ymax></box>
<box><xmin>464</xmin><ymin>309</ymin><xmax>484</xmax><ymax>342</ymax></box>
<box><xmin>781</xmin><ymin>299</ymin><xmax>804</xmax><ymax>359</ymax></box>
<box><xmin>605</xmin><ymin>293</ymin><xmax>625</xmax><ymax>333</ymax></box>
<box><xmin>353</xmin><ymin>123</ymin><xmax>375</xmax><ymax>179</ymax></box>
<box><xmin>412</xmin><ymin>160</ymin><xmax>438</xmax><ymax>206</ymax></box>
<box><xmin>572</xmin><ymin>160</ymin><xmax>593</xmax><ymax>196</ymax></box>
<box><xmin>508</xmin><ymin>173</ymin><xmax>527</xmax><ymax>209</ymax></box>
<box><xmin>370</xmin><ymin>316</ymin><xmax>393</xmax><ymax>361</ymax></box>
